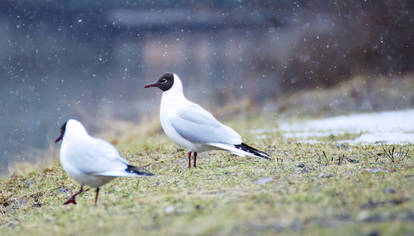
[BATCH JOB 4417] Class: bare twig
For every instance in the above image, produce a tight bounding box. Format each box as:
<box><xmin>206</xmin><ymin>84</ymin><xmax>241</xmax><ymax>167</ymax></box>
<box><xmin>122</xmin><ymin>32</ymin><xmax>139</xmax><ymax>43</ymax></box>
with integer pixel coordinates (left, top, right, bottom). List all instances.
<box><xmin>338</xmin><ymin>154</ymin><xmax>345</xmax><ymax>166</ymax></box>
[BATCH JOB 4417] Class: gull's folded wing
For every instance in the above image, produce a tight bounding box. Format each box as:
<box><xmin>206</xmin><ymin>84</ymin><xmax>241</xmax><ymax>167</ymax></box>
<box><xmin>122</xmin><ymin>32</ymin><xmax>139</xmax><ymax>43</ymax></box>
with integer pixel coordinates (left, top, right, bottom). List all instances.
<box><xmin>67</xmin><ymin>138</ymin><xmax>129</xmax><ymax>175</ymax></box>
<box><xmin>169</xmin><ymin>104</ymin><xmax>242</xmax><ymax>145</ymax></box>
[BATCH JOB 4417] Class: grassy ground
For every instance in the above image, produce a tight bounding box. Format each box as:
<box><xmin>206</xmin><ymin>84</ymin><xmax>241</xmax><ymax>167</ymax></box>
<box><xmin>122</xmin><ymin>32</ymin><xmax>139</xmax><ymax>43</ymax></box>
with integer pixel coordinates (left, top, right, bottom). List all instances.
<box><xmin>1</xmin><ymin>115</ymin><xmax>414</xmax><ymax>235</ymax></box>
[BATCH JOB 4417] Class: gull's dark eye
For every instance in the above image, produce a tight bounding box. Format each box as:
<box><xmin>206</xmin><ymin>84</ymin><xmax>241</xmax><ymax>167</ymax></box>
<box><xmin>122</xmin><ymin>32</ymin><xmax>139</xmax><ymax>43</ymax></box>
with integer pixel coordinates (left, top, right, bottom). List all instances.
<box><xmin>160</xmin><ymin>79</ymin><xmax>167</xmax><ymax>83</ymax></box>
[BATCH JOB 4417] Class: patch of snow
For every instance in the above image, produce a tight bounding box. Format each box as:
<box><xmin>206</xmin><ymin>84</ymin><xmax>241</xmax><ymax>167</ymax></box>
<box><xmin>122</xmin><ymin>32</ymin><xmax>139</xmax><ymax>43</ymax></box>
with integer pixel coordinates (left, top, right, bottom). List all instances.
<box><xmin>279</xmin><ymin>109</ymin><xmax>414</xmax><ymax>144</ymax></box>
<box><xmin>250</xmin><ymin>128</ymin><xmax>278</xmax><ymax>134</ymax></box>
<box><xmin>280</xmin><ymin>109</ymin><xmax>414</xmax><ymax>133</ymax></box>
<box><xmin>283</xmin><ymin>131</ymin><xmax>347</xmax><ymax>138</ymax></box>
<box><xmin>355</xmin><ymin>133</ymin><xmax>414</xmax><ymax>144</ymax></box>
<box><xmin>297</xmin><ymin>140</ymin><xmax>323</xmax><ymax>144</ymax></box>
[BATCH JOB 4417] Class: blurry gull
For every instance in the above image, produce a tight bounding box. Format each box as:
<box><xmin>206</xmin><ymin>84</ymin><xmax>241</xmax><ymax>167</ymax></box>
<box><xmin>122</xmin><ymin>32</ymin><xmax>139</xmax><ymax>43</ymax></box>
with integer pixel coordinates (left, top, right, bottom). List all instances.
<box><xmin>144</xmin><ymin>72</ymin><xmax>270</xmax><ymax>168</ymax></box>
<box><xmin>55</xmin><ymin>119</ymin><xmax>153</xmax><ymax>205</ymax></box>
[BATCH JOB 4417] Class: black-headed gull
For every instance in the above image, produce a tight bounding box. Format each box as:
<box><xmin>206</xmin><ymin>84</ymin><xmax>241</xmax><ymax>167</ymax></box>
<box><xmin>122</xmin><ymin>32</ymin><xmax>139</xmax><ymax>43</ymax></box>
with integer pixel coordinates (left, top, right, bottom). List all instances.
<box><xmin>145</xmin><ymin>73</ymin><xmax>270</xmax><ymax>168</ymax></box>
<box><xmin>55</xmin><ymin>119</ymin><xmax>153</xmax><ymax>205</ymax></box>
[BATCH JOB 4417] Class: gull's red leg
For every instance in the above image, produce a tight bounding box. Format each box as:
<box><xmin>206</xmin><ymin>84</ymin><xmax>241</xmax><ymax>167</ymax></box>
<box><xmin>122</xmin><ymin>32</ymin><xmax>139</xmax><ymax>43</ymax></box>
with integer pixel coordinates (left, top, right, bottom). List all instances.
<box><xmin>64</xmin><ymin>185</ymin><xmax>89</xmax><ymax>205</ymax></box>
<box><xmin>94</xmin><ymin>187</ymin><xmax>100</xmax><ymax>205</ymax></box>
<box><xmin>194</xmin><ymin>152</ymin><xmax>197</xmax><ymax>168</ymax></box>
<box><xmin>188</xmin><ymin>152</ymin><xmax>192</xmax><ymax>169</ymax></box>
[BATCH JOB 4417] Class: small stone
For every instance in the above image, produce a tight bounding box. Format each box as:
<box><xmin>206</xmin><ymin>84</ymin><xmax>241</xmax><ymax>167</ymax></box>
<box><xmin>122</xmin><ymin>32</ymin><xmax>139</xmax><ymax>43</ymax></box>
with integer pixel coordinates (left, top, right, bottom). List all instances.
<box><xmin>319</xmin><ymin>173</ymin><xmax>333</xmax><ymax>178</ymax></box>
<box><xmin>357</xmin><ymin>210</ymin><xmax>370</xmax><ymax>221</ymax></box>
<box><xmin>336</xmin><ymin>143</ymin><xmax>351</xmax><ymax>150</ymax></box>
<box><xmin>254</xmin><ymin>177</ymin><xmax>273</xmax><ymax>185</ymax></box>
<box><xmin>164</xmin><ymin>205</ymin><xmax>174</xmax><ymax>214</ymax></box>
<box><xmin>368</xmin><ymin>230</ymin><xmax>380</xmax><ymax>236</ymax></box>
<box><xmin>296</xmin><ymin>163</ymin><xmax>305</xmax><ymax>168</ymax></box>
<box><xmin>347</xmin><ymin>158</ymin><xmax>360</xmax><ymax>163</ymax></box>
<box><xmin>365</xmin><ymin>168</ymin><xmax>382</xmax><ymax>173</ymax></box>
<box><xmin>295</xmin><ymin>168</ymin><xmax>309</xmax><ymax>174</ymax></box>
<box><xmin>59</xmin><ymin>187</ymin><xmax>69</xmax><ymax>193</ymax></box>
<box><xmin>384</xmin><ymin>188</ymin><xmax>396</xmax><ymax>194</ymax></box>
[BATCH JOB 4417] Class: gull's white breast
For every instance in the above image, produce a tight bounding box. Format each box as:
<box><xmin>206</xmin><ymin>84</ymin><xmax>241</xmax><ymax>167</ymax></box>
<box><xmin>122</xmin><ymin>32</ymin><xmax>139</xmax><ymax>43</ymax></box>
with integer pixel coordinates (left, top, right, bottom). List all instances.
<box><xmin>160</xmin><ymin>102</ymin><xmax>196</xmax><ymax>149</ymax></box>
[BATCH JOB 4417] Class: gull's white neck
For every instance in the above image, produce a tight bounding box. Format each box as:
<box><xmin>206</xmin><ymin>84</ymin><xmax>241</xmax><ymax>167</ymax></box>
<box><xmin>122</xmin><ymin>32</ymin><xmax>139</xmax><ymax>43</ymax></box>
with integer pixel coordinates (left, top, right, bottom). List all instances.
<box><xmin>161</xmin><ymin>76</ymin><xmax>188</xmax><ymax>110</ymax></box>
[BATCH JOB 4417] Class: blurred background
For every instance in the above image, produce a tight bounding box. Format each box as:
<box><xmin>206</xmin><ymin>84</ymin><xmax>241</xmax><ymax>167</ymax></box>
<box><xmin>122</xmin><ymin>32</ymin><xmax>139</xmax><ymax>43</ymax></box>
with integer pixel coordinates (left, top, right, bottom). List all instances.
<box><xmin>1</xmin><ymin>0</ymin><xmax>413</xmax><ymax>172</ymax></box>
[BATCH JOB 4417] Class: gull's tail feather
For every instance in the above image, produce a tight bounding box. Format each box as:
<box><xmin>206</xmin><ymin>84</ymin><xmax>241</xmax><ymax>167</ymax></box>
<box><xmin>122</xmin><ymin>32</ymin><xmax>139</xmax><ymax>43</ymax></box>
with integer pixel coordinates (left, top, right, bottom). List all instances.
<box><xmin>125</xmin><ymin>165</ymin><xmax>154</xmax><ymax>176</ymax></box>
<box><xmin>207</xmin><ymin>142</ymin><xmax>270</xmax><ymax>160</ymax></box>
<box><xmin>234</xmin><ymin>143</ymin><xmax>271</xmax><ymax>160</ymax></box>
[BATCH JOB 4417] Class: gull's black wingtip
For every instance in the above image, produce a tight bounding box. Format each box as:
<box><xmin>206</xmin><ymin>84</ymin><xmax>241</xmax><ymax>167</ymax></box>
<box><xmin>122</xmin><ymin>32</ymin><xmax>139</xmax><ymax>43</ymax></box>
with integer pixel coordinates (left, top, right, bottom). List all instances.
<box><xmin>262</xmin><ymin>154</ymin><xmax>271</xmax><ymax>160</ymax></box>
<box><xmin>257</xmin><ymin>152</ymin><xmax>271</xmax><ymax>160</ymax></box>
<box><xmin>126</xmin><ymin>164</ymin><xmax>154</xmax><ymax>176</ymax></box>
<box><xmin>235</xmin><ymin>143</ymin><xmax>271</xmax><ymax>160</ymax></box>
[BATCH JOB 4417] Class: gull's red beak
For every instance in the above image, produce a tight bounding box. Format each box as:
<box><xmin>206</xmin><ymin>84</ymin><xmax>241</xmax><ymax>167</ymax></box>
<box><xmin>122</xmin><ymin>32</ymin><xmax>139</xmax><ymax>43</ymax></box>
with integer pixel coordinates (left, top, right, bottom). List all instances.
<box><xmin>55</xmin><ymin>135</ymin><xmax>63</xmax><ymax>143</ymax></box>
<box><xmin>144</xmin><ymin>83</ymin><xmax>157</xmax><ymax>88</ymax></box>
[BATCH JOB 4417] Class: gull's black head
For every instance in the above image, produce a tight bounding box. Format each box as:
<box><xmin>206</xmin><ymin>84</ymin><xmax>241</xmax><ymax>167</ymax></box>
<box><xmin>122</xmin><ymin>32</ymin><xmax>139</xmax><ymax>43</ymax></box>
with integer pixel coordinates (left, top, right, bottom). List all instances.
<box><xmin>144</xmin><ymin>73</ymin><xmax>174</xmax><ymax>91</ymax></box>
<box><xmin>55</xmin><ymin>120</ymin><xmax>68</xmax><ymax>143</ymax></box>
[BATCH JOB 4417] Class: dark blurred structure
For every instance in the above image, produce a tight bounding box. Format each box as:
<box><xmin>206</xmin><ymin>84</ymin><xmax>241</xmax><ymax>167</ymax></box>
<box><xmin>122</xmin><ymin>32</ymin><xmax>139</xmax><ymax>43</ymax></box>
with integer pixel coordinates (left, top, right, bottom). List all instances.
<box><xmin>271</xmin><ymin>0</ymin><xmax>414</xmax><ymax>91</ymax></box>
<box><xmin>0</xmin><ymin>0</ymin><xmax>413</xmax><ymax>171</ymax></box>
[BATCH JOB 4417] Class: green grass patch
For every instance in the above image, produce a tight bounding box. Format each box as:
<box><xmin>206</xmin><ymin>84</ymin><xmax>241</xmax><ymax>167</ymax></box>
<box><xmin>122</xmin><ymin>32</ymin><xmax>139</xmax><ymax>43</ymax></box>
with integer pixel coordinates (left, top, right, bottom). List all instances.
<box><xmin>1</xmin><ymin>117</ymin><xmax>414</xmax><ymax>235</ymax></box>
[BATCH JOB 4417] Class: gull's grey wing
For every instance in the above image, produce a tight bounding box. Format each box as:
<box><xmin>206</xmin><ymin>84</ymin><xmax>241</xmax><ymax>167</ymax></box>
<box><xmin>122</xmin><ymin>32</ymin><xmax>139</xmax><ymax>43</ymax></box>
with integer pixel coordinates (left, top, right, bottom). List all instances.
<box><xmin>169</xmin><ymin>104</ymin><xmax>242</xmax><ymax>144</ymax></box>
<box><xmin>69</xmin><ymin>138</ymin><xmax>129</xmax><ymax>175</ymax></box>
